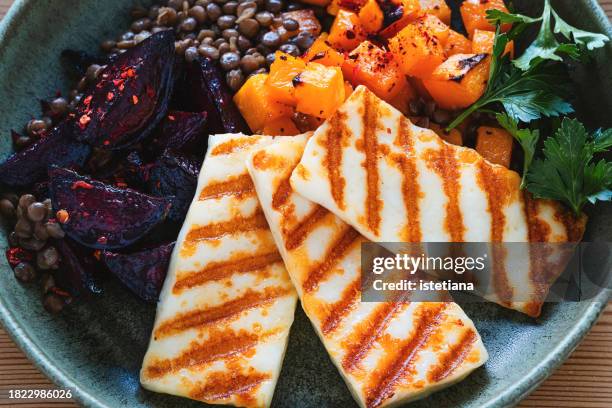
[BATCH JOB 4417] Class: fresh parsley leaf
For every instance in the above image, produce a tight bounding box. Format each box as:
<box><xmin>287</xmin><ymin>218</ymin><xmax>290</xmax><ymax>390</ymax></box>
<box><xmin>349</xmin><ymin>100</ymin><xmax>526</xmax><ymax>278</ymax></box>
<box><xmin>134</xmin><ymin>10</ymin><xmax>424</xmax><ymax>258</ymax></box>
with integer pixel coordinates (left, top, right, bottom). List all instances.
<box><xmin>488</xmin><ymin>0</ymin><xmax>609</xmax><ymax>70</ymax></box>
<box><xmin>526</xmin><ymin>118</ymin><xmax>612</xmax><ymax>215</ymax></box>
<box><xmin>496</xmin><ymin>113</ymin><xmax>540</xmax><ymax>188</ymax></box>
<box><xmin>446</xmin><ymin>37</ymin><xmax>573</xmax><ymax>131</ymax></box>
<box><xmin>593</xmin><ymin>128</ymin><xmax>612</xmax><ymax>152</ymax></box>
<box><xmin>552</xmin><ymin>9</ymin><xmax>610</xmax><ymax>51</ymax></box>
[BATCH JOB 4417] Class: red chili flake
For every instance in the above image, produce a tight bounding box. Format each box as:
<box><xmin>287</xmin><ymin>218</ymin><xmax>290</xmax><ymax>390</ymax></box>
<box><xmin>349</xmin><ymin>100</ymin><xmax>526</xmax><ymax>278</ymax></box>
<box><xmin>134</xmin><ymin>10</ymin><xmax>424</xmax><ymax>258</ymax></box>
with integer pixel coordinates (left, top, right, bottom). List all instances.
<box><xmin>107</xmin><ymin>92</ymin><xmax>114</xmax><ymax>101</ymax></box>
<box><xmin>112</xmin><ymin>79</ymin><xmax>123</xmax><ymax>87</ymax></box>
<box><xmin>116</xmin><ymin>182</ymin><xmax>128</xmax><ymax>188</ymax></box>
<box><xmin>119</xmin><ymin>83</ymin><xmax>125</xmax><ymax>92</ymax></box>
<box><xmin>93</xmin><ymin>250</ymin><xmax>102</xmax><ymax>261</ymax></box>
<box><xmin>71</xmin><ymin>180</ymin><xmax>94</xmax><ymax>190</ymax></box>
<box><xmin>78</xmin><ymin>114</ymin><xmax>91</xmax><ymax>129</ymax></box>
<box><xmin>6</xmin><ymin>247</ymin><xmax>33</xmax><ymax>267</ymax></box>
<box><xmin>168</xmin><ymin>115</ymin><xmax>176</xmax><ymax>121</ymax></box>
<box><xmin>126</xmin><ymin>68</ymin><xmax>136</xmax><ymax>78</ymax></box>
<box><xmin>50</xmin><ymin>287</ymin><xmax>71</xmax><ymax>298</ymax></box>
<box><xmin>56</xmin><ymin>209</ymin><xmax>70</xmax><ymax>224</ymax></box>
<box><xmin>83</xmin><ymin>95</ymin><xmax>92</xmax><ymax>106</ymax></box>
<box><xmin>97</xmin><ymin>236</ymin><xmax>108</xmax><ymax>245</ymax></box>
<box><xmin>132</xmin><ymin>95</ymin><xmax>139</xmax><ymax>105</ymax></box>
<box><xmin>103</xmin><ymin>140</ymin><xmax>110</xmax><ymax>146</ymax></box>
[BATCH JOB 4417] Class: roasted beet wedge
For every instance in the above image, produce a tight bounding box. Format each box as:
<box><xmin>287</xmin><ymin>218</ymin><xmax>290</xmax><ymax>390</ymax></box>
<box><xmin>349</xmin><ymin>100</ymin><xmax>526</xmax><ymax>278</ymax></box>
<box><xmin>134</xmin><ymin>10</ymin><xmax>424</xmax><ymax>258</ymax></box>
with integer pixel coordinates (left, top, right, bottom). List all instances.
<box><xmin>101</xmin><ymin>241</ymin><xmax>174</xmax><ymax>302</ymax></box>
<box><xmin>71</xmin><ymin>31</ymin><xmax>175</xmax><ymax>149</ymax></box>
<box><xmin>176</xmin><ymin>57</ymin><xmax>250</xmax><ymax>134</ymax></box>
<box><xmin>48</xmin><ymin>167</ymin><xmax>171</xmax><ymax>249</ymax></box>
<box><xmin>0</xmin><ymin>123</ymin><xmax>90</xmax><ymax>187</ymax></box>
<box><xmin>147</xmin><ymin>150</ymin><xmax>199</xmax><ymax>223</ymax></box>
<box><xmin>152</xmin><ymin>110</ymin><xmax>208</xmax><ymax>154</ymax></box>
<box><xmin>54</xmin><ymin>238</ymin><xmax>103</xmax><ymax>297</ymax></box>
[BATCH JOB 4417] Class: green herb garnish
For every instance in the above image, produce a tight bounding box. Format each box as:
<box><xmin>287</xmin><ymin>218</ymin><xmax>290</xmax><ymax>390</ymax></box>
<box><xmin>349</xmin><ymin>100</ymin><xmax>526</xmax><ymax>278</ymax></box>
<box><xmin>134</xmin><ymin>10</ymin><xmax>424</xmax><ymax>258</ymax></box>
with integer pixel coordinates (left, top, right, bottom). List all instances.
<box><xmin>495</xmin><ymin>113</ymin><xmax>540</xmax><ymax>188</ymax></box>
<box><xmin>526</xmin><ymin>118</ymin><xmax>612</xmax><ymax>215</ymax></box>
<box><xmin>447</xmin><ymin>0</ymin><xmax>609</xmax><ymax>131</ymax></box>
<box><xmin>488</xmin><ymin>0</ymin><xmax>609</xmax><ymax>70</ymax></box>
<box><xmin>446</xmin><ymin>28</ymin><xmax>573</xmax><ymax>130</ymax></box>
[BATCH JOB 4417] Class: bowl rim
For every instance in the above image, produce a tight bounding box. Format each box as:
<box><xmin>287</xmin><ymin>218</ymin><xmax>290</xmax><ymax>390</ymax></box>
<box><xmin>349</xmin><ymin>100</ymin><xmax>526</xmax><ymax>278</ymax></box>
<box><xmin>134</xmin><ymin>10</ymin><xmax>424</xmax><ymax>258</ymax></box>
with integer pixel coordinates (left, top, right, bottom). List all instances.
<box><xmin>0</xmin><ymin>0</ymin><xmax>611</xmax><ymax>407</ymax></box>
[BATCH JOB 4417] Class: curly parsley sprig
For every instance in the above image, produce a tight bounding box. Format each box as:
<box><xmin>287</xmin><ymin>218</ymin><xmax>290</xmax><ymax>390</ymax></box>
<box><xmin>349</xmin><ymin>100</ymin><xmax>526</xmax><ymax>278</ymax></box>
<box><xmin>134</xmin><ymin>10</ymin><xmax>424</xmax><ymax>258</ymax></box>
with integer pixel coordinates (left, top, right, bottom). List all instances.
<box><xmin>446</xmin><ymin>0</ymin><xmax>609</xmax><ymax>131</ymax></box>
<box><xmin>526</xmin><ymin>118</ymin><xmax>612</xmax><ymax>215</ymax></box>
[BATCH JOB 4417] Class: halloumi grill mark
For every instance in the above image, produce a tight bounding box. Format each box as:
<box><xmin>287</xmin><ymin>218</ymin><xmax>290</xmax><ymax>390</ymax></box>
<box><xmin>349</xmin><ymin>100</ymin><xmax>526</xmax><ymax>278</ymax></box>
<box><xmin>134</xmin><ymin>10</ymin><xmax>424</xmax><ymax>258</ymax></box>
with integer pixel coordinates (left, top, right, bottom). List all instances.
<box><xmin>246</xmin><ymin>136</ymin><xmax>488</xmax><ymax>408</ymax></box>
<box><xmin>290</xmin><ymin>86</ymin><xmax>587</xmax><ymax>317</ymax></box>
<box><xmin>141</xmin><ymin>134</ymin><xmax>298</xmax><ymax>408</ymax></box>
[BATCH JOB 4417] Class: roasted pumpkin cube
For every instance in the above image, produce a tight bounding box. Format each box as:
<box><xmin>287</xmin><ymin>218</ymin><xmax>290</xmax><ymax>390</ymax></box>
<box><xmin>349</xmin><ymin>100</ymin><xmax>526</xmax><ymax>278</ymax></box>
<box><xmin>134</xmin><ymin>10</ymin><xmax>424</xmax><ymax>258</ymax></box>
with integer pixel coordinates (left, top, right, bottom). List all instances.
<box><xmin>388</xmin><ymin>81</ymin><xmax>417</xmax><ymax>115</ymax></box>
<box><xmin>472</xmin><ymin>29</ymin><xmax>514</xmax><ymax>56</ymax></box>
<box><xmin>476</xmin><ymin>126</ymin><xmax>514</xmax><ymax>168</ymax></box>
<box><xmin>419</xmin><ymin>0</ymin><xmax>451</xmax><ymax>24</ymax></box>
<box><xmin>429</xmin><ymin>123</ymin><xmax>463</xmax><ymax>146</ymax></box>
<box><xmin>423</xmin><ymin>53</ymin><xmax>489</xmax><ymax>110</ymax></box>
<box><xmin>379</xmin><ymin>0</ymin><xmax>421</xmax><ymax>38</ymax></box>
<box><xmin>444</xmin><ymin>29</ymin><xmax>473</xmax><ymax>56</ymax></box>
<box><xmin>328</xmin><ymin>9</ymin><xmax>367</xmax><ymax>51</ymax></box>
<box><xmin>267</xmin><ymin>51</ymin><xmax>307</xmax><ymax>105</ymax></box>
<box><xmin>294</xmin><ymin>62</ymin><xmax>345</xmax><ymax>118</ymax></box>
<box><xmin>414</xmin><ymin>13</ymin><xmax>450</xmax><ymax>43</ymax></box>
<box><xmin>234</xmin><ymin>73</ymin><xmax>293</xmax><ymax>132</ymax></box>
<box><xmin>262</xmin><ymin>116</ymin><xmax>300</xmax><ymax>136</ymax></box>
<box><xmin>344</xmin><ymin>81</ymin><xmax>354</xmax><ymax>100</ymax></box>
<box><xmin>327</xmin><ymin>0</ymin><xmax>342</xmax><ymax>15</ymax></box>
<box><xmin>343</xmin><ymin>41</ymin><xmax>408</xmax><ymax>100</ymax></box>
<box><xmin>303</xmin><ymin>34</ymin><xmax>345</xmax><ymax>67</ymax></box>
<box><xmin>389</xmin><ymin>23</ymin><xmax>446</xmax><ymax>78</ymax></box>
<box><xmin>461</xmin><ymin>0</ymin><xmax>511</xmax><ymax>38</ymax></box>
<box><xmin>359</xmin><ymin>0</ymin><xmax>384</xmax><ymax>33</ymax></box>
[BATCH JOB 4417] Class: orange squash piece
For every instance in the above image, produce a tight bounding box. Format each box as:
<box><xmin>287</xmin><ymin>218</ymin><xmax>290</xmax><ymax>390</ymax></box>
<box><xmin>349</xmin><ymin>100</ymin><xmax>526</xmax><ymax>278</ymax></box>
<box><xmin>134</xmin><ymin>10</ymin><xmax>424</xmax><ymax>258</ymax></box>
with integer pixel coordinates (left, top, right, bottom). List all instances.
<box><xmin>294</xmin><ymin>62</ymin><xmax>346</xmax><ymax>118</ymax></box>
<box><xmin>328</xmin><ymin>9</ymin><xmax>367</xmax><ymax>51</ymax></box>
<box><xmin>342</xmin><ymin>41</ymin><xmax>408</xmax><ymax>100</ymax></box>
<box><xmin>429</xmin><ymin>123</ymin><xmax>463</xmax><ymax>146</ymax></box>
<box><xmin>303</xmin><ymin>34</ymin><xmax>345</xmax><ymax>67</ymax></box>
<box><xmin>476</xmin><ymin>126</ymin><xmax>514</xmax><ymax>168</ymax></box>
<box><xmin>389</xmin><ymin>23</ymin><xmax>446</xmax><ymax>78</ymax></box>
<box><xmin>234</xmin><ymin>74</ymin><xmax>293</xmax><ymax>132</ymax></box>
<box><xmin>344</xmin><ymin>81</ymin><xmax>354</xmax><ymax>100</ymax></box>
<box><xmin>460</xmin><ymin>0</ymin><xmax>511</xmax><ymax>38</ymax></box>
<box><xmin>444</xmin><ymin>29</ymin><xmax>473</xmax><ymax>56</ymax></box>
<box><xmin>266</xmin><ymin>52</ymin><xmax>307</xmax><ymax>105</ymax></box>
<box><xmin>423</xmin><ymin>53</ymin><xmax>489</xmax><ymax>110</ymax></box>
<box><xmin>415</xmin><ymin>13</ymin><xmax>450</xmax><ymax>43</ymax></box>
<box><xmin>419</xmin><ymin>0</ymin><xmax>451</xmax><ymax>24</ymax></box>
<box><xmin>472</xmin><ymin>29</ymin><xmax>514</xmax><ymax>57</ymax></box>
<box><xmin>388</xmin><ymin>81</ymin><xmax>417</xmax><ymax>115</ymax></box>
<box><xmin>262</xmin><ymin>116</ymin><xmax>300</xmax><ymax>136</ymax></box>
<box><xmin>379</xmin><ymin>0</ymin><xmax>421</xmax><ymax>38</ymax></box>
<box><xmin>359</xmin><ymin>0</ymin><xmax>384</xmax><ymax>33</ymax></box>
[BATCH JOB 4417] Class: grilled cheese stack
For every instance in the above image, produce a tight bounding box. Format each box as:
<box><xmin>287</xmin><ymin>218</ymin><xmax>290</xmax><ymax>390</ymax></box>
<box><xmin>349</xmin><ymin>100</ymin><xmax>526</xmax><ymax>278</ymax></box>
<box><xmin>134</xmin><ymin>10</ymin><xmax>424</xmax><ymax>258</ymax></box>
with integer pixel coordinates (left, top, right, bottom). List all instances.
<box><xmin>140</xmin><ymin>134</ymin><xmax>298</xmax><ymax>408</ymax></box>
<box><xmin>290</xmin><ymin>86</ymin><xmax>587</xmax><ymax>317</ymax></box>
<box><xmin>246</xmin><ymin>136</ymin><xmax>488</xmax><ymax>408</ymax></box>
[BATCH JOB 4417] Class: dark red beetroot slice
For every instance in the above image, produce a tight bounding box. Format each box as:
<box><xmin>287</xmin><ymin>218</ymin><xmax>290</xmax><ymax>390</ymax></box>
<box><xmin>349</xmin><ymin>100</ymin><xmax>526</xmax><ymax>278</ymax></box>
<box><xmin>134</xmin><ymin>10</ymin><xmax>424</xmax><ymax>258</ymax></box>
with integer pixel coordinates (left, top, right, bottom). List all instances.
<box><xmin>53</xmin><ymin>238</ymin><xmax>103</xmax><ymax>297</ymax></box>
<box><xmin>147</xmin><ymin>150</ymin><xmax>199</xmax><ymax>223</ymax></box>
<box><xmin>48</xmin><ymin>167</ymin><xmax>172</xmax><ymax>249</ymax></box>
<box><xmin>101</xmin><ymin>241</ymin><xmax>174</xmax><ymax>303</ymax></box>
<box><xmin>71</xmin><ymin>31</ymin><xmax>175</xmax><ymax>150</ymax></box>
<box><xmin>152</xmin><ymin>110</ymin><xmax>208</xmax><ymax>154</ymax></box>
<box><xmin>176</xmin><ymin>57</ymin><xmax>250</xmax><ymax>134</ymax></box>
<box><xmin>0</xmin><ymin>123</ymin><xmax>90</xmax><ymax>187</ymax></box>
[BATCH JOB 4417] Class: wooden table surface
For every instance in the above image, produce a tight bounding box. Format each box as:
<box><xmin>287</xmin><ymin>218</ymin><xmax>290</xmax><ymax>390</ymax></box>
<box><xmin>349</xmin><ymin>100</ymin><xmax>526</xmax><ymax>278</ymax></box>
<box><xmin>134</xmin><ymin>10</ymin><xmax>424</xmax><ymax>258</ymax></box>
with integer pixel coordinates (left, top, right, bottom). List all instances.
<box><xmin>0</xmin><ymin>0</ymin><xmax>611</xmax><ymax>407</ymax></box>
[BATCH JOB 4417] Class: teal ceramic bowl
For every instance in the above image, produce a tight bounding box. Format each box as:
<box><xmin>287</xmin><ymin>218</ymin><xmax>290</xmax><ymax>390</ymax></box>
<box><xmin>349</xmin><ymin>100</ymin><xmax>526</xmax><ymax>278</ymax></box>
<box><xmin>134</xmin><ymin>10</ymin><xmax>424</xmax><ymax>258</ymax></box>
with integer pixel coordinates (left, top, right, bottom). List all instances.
<box><xmin>0</xmin><ymin>1</ymin><xmax>611</xmax><ymax>407</ymax></box>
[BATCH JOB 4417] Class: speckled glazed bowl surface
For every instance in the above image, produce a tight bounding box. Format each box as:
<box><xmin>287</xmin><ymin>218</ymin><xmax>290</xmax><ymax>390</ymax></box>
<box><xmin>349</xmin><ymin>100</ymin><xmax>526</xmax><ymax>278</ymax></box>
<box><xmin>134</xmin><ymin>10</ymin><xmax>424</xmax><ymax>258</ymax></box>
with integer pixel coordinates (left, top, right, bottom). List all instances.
<box><xmin>0</xmin><ymin>1</ymin><xmax>611</xmax><ymax>407</ymax></box>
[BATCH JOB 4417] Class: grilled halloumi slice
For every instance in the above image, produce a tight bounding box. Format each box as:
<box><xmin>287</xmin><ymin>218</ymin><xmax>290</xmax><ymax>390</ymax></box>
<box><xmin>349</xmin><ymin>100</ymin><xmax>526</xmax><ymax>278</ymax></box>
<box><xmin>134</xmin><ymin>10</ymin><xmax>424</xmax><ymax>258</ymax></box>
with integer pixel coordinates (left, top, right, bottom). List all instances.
<box><xmin>290</xmin><ymin>86</ymin><xmax>587</xmax><ymax>317</ymax></box>
<box><xmin>141</xmin><ymin>134</ymin><xmax>298</xmax><ymax>408</ymax></box>
<box><xmin>246</xmin><ymin>136</ymin><xmax>488</xmax><ymax>408</ymax></box>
